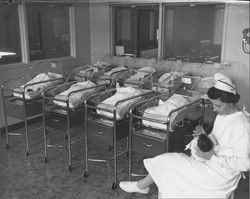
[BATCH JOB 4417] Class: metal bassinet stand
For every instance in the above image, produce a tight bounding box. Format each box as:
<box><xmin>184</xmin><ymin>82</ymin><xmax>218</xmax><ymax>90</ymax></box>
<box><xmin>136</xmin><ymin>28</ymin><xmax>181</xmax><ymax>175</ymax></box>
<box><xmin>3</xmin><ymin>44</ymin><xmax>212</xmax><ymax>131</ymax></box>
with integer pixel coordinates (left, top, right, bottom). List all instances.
<box><xmin>128</xmin><ymin>93</ymin><xmax>202</xmax><ymax>180</ymax></box>
<box><xmin>1</xmin><ymin>75</ymin><xmax>64</xmax><ymax>156</ymax></box>
<box><xmin>42</xmin><ymin>82</ymin><xmax>106</xmax><ymax>171</ymax></box>
<box><xmin>83</xmin><ymin>88</ymin><xmax>155</xmax><ymax>189</ymax></box>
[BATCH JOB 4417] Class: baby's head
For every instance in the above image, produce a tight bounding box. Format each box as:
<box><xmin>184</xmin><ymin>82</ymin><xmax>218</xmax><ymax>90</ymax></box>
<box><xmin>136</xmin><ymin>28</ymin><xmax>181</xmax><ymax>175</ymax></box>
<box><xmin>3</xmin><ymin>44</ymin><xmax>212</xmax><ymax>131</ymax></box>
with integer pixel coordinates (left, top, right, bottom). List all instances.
<box><xmin>198</xmin><ymin>134</ymin><xmax>213</xmax><ymax>152</ymax></box>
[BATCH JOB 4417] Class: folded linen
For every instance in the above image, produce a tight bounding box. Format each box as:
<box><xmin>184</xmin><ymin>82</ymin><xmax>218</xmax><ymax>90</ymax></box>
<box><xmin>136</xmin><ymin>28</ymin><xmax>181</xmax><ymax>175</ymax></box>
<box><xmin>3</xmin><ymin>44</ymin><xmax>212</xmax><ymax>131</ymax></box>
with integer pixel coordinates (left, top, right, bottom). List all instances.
<box><xmin>97</xmin><ymin>87</ymin><xmax>144</xmax><ymax>120</ymax></box>
<box><xmin>104</xmin><ymin>66</ymin><xmax>128</xmax><ymax>77</ymax></box>
<box><xmin>142</xmin><ymin>94</ymin><xmax>189</xmax><ymax>130</ymax></box>
<box><xmin>54</xmin><ymin>81</ymin><xmax>96</xmax><ymax>109</ymax></box>
<box><xmin>13</xmin><ymin>72</ymin><xmax>63</xmax><ymax>99</ymax></box>
<box><xmin>125</xmin><ymin>67</ymin><xmax>156</xmax><ymax>83</ymax></box>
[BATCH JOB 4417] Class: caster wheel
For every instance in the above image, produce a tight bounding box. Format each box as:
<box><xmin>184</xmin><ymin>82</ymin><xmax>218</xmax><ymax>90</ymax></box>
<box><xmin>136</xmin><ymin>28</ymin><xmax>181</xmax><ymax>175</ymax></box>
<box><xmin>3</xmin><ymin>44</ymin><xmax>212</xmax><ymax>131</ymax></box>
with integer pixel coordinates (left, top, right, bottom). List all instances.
<box><xmin>68</xmin><ymin>165</ymin><xmax>72</xmax><ymax>171</ymax></box>
<box><xmin>112</xmin><ymin>182</ymin><xmax>118</xmax><ymax>190</ymax></box>
<box><xmin>44</xmin><ymin>157</ymin><xmax>48</xmax><ymax>162</ymax></box>
<box><xmin>6</xmin><ymin>144</ymin><xmax>9</xmax><ymax>150</ymax></box>
<box><xmin>64</xmin><ymin>134</ymin><xmax>68</xmax><ymax>139</ymax></box>
<box><xmin>83</xmin><ymin>171</ymin><xmax>89</xmax><ymax>178</ymax></box>
<box><xmin>25</xmin><ymin>151</ymin><xmax>30</xmax><ymax>156</ymax></box>
<box><xmin>126</xmin><ymin>151</ymin><xmax>129</xmax><ymax>157</ymax></box>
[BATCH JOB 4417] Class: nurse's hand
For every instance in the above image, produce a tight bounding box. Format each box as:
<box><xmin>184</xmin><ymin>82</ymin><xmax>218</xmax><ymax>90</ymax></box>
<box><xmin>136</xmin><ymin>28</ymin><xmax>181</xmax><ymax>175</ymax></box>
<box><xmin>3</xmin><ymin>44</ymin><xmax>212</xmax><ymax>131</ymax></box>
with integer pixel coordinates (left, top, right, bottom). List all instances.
<box><xmin>193</xmin><ymin>145</ymin><xmax>214</xmax><ymax>160</ymax></box>
<box><xmin>192</xmin><ymin>125</ymin><xmax>206</xmax><ymax>138</ymax></box>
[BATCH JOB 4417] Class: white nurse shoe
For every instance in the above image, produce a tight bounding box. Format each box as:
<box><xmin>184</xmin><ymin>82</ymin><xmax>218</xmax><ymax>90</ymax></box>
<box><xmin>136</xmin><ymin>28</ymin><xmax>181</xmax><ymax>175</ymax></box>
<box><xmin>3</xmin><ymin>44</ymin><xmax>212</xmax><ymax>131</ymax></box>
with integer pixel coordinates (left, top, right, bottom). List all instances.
<box><xmin>119</xmin><ymin>181</ymin><xmax>150</xmax><ymax>194</ymax></box>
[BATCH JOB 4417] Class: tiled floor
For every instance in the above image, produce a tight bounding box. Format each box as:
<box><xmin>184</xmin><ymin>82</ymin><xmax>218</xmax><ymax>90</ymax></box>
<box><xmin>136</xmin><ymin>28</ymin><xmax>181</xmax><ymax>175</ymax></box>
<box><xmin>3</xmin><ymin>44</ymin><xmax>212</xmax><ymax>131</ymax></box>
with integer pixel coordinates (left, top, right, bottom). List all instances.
<box><xmin>0</xmin><ymin>122</ymin><xmax>249</xmax><ymax>199</ymax></box>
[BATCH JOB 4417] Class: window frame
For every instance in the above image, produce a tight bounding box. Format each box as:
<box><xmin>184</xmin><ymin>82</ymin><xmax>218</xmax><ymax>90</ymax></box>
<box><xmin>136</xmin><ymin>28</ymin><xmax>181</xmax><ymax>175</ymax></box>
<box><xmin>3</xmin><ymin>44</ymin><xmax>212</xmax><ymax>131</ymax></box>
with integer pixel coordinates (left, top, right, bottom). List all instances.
<box><xmin>110</xmin><ymin>2</ymin><xmax>227</xmax><ymax>63</ymax></box>
<box><xmin>0</xmin><ymin>4</ymin><xmax>22</xmax><ymax>65</ymax></box>
<box><xmin>110</xmin><ymin>3</ymin><xmax>160</xmax><ymax>59</ymax></box>
<box><xmin>162</xmin><ymin>2</ymin><xmax>226</xmax><ymax>63</ymax></box>
<box><xmin>0</xmin><ymin>2</ymin><xmax>76</xmax><ymax>66</ymax></box>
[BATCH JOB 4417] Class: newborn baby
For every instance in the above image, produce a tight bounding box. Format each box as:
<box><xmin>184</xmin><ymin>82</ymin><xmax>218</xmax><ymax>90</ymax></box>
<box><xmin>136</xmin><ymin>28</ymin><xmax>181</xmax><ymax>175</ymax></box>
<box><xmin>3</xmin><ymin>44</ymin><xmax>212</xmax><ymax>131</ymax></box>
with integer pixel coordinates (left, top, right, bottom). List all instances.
<box><xmin>185</xmin><ymin>133</ymin><xmax>214</xmax><ymax>162</ymax></box>
<box><xmin>197</xmin><ymin>134</ymin><xmax>214</xmax><ymax>152</ymax></box>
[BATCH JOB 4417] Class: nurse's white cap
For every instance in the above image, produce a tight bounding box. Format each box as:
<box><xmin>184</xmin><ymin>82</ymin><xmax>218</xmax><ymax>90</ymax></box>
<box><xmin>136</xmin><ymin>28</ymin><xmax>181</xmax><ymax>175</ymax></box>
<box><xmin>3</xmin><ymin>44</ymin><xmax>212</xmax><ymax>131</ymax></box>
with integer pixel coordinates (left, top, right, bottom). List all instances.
<box><xmin>214</xmin><ymin>73</ymin><xmax>236</xmax><ymax>95</ymax></box>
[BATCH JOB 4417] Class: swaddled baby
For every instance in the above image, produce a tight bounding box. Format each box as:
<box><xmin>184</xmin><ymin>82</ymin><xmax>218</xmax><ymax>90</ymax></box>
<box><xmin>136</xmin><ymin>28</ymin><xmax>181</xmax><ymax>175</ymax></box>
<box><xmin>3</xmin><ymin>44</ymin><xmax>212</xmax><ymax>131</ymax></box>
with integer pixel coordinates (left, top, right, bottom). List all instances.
<box><xmin>197</xmin><ymin>134</ymin><xmax>214</xmax><ymax>152</ymax></box>
<box><xmin>185</xmin><ymin>133</ymin><xmax>215</xmax><ymax>162</ymax></box>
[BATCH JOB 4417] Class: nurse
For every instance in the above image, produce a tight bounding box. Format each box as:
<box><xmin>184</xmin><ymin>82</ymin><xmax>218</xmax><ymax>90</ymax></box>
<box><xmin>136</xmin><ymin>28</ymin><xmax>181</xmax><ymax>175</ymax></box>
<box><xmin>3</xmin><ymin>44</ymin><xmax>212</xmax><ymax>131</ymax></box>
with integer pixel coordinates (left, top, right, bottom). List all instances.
<box><xmin>119</xmin><ymin>73</ymin><xmax>250</xmax><ymax>198</ymax></box>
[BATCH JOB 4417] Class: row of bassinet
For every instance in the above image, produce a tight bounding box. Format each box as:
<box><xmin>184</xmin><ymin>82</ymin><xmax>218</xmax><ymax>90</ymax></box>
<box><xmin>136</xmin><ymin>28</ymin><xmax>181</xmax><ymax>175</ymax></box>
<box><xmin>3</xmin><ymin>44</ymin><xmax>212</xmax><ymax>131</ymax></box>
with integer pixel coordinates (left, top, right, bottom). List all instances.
<box><xmin>1</xmin><ymin>62</ymin><xmax>211</xmax><ymax>189</ymax></box>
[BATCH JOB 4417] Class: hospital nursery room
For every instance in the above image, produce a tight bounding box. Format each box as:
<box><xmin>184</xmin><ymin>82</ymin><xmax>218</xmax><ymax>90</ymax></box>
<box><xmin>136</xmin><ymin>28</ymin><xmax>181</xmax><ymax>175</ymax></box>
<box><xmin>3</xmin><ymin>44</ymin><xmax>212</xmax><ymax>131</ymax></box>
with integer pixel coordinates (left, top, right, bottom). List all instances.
<box><xmin>0</xmin><ymin>0</ymin><xmax>249</xmax><ymax>199</ymax></box>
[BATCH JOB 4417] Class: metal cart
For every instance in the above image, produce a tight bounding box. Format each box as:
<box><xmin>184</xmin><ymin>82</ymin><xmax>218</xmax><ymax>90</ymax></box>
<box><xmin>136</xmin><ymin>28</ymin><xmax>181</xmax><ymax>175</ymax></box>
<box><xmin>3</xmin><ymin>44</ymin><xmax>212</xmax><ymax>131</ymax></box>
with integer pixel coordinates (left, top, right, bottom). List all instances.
<box><xmin>42</xmin><ymin>80</ymin><xmax>107</xmax><ymax>171</ymax></box>
<box><xmin>83</xmin><ymin>86</ymin><xmax>156</xmax><ymax>189</ymax></box>
<box><xmin>1</xmin><ymin>62</ymin><xmax>64</xmax><ymax>155</ymax></box>
<box><xmin>41</xmin><ymin>62</ymin><xmax>132</xmax><ymax>170</ymax></box>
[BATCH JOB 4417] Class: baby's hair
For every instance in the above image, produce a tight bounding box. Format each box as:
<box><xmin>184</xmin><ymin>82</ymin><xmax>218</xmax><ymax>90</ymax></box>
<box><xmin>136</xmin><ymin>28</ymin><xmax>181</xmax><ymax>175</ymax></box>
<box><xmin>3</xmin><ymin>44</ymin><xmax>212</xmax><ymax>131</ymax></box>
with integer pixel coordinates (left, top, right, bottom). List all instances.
<box><xmin>198</xmin><ymin>134</ymin><xmax>213</xmax><ymax>152</ymax></box>
<box><xmin>207</xmin><ymin>87</ymin><xmax>240</xmax><ymax>104</ymax></box>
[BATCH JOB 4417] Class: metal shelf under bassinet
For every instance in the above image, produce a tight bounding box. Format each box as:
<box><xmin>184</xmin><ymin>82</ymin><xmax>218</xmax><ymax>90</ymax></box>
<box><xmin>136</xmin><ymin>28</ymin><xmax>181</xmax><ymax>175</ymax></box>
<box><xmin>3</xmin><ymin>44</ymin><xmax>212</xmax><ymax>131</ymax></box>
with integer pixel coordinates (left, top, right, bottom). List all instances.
<box><xmin>83</xmin><ymin>87</ymin><xmax>156</xmax><ymax>189</ymax></box>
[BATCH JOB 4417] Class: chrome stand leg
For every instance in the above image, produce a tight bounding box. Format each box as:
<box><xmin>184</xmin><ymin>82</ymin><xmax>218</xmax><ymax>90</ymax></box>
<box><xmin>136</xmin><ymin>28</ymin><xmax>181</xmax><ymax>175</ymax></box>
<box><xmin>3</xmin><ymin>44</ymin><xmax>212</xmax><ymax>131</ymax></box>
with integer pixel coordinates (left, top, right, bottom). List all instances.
<box><xmin>24</xmin><ymin>116</ymin><xmax>30</xmax><ymax>156</ymax></box>
<box><xmin>2</xmin><ymin>89</ymin><xmax>9</xmax><ymax>149</ymax></box>
<box><xmin>4</xmin><ymin>110</ymin><xmax>9</xmax><ymax>149</ymax></box>
<box><xmin>84</xmin><ymin>110</ymin><xmax>89</xmax><ymax>177</ymax></box>
<box><xmin>43</xmin><ymin>104</ymin><xmax>48</xmax><ymax>162</ymax></box>
<box><xmin>112</xmin><ymin>125</ymin><xmax>118</xmax><ymax>190</ymax></box>
<box><xmin>67</xmin><ymin>115</ymin><xmax>72</xmax><ymax>171</ymax></box>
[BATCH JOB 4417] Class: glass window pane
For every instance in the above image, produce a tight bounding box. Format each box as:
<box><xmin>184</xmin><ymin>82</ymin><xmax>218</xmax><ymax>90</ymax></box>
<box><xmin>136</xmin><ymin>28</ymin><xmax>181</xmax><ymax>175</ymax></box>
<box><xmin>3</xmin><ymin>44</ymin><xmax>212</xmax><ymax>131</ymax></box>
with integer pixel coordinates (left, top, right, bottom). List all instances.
<box><xmin>138</xmin><ymin>9</ymin><xmax>159</xmax><ymax>59</ymax></box>
<box><xmin>113</xmin><ymin>6</ymin><xmax>159</xmax><ymax>59</ymax></box>
<box><xmin>0</xmin><ymin>5</ymin><xmax>21</xmax><ymax>65</ymax></box>
<box><xmin>114</xmin><ymin>7</ymin><xmax>135</xmax><ymax>55</ymax></box>
<box><xmin>26</xmin><ymin>4</ymin><xmax>70</xmax><ymax>60</ymax></box>
<box><xmin>164</xmin><ymin>4</ymin><xmax>224</xmax><ymax>63</ymax></box>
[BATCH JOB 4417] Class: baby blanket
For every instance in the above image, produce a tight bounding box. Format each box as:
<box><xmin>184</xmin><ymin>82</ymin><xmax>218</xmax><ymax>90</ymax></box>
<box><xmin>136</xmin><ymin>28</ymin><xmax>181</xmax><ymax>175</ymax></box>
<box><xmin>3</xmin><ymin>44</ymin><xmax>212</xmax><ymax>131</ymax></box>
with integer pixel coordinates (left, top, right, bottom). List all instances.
<box><xmin>97</xmin><ymin>87</ymin><xmax>144</xmax><ymax>120</ymax></box>
<box><xmin>54</xmin><ymin>81</ymin><xmax>96</xmax><ymax>109</ymax></box>
<box><xmin>142</xmin><ymin>94</ymin><xmax>189</xmax><ymax>130</ymax></box>
<box><xmin>13</xmin><ymin>72</ymin><xmax>63</xmax><ymax>99</ymax></box>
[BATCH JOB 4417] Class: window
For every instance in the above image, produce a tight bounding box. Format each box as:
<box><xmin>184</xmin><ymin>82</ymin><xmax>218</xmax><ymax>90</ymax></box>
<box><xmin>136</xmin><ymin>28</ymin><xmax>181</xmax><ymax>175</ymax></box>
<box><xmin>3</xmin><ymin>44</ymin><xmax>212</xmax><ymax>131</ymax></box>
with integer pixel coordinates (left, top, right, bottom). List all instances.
<box><xmin>113</xmin><ymin>5</ymin><xmax>159</xmax><ymax>59</ymax></box>
<box><xmin>164</xmin><ymin>4</ymin><xmax>225</xmax><ymax>63</ymax></box>
<box><xmin>0</xmin><ymin>4</ymin><xmax>21</xmax><ymax>65</ymax></box>
<box><xmin>26</xmin><ymin>4</ymin><xmax>70</xmax><ymax>60</ymax></box>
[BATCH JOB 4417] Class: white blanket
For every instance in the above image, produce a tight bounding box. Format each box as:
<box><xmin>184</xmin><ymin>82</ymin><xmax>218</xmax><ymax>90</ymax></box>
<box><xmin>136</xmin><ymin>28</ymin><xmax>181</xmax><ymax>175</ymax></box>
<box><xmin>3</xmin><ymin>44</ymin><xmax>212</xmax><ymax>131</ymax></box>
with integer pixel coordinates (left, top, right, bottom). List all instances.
<box><xmin>124</xmin><ymin>67</ymin><xmax>155</xmax><ymax>87</ymax></box>
<box><xmin>78</xmin><ymin>66</ymin><xmax>97</xmax><ymax>77</ymax></box>
<box><xmin>185</xmin><ymin>134</ymin><xmax>219</xmax><ymax>162</ymax></box>
<box><xmin>95</xmin><ymin>66</ymin><xmax>128</xmax><ymax>85</ymax></box>
<box><xmin>54</xmin><ymin>81</ymin><xmax>96</xmax><ymax>109</ymax></box>
<box><xmin>152</xmin><ymin>71</ymin><xmax>185</xmax><ymax>92</ymax></box>
<box><xmin>13</xmin><ymin>72</ymin><xmax>63</xmax><ymax>99</ymax></box>
<box><xmin>142</xmin><ymin>94</ymin><xmax>189</xmax><ymax>130</ymax></box>
<box><xmin>104</xmin><ymin>66</ymin><xmax>128</xmax><ymax>77</ymax></box>
<box><xmin>97</xmin><ymin>87</ymin><xmax>143</xmax><ymax>120</ymax></box>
